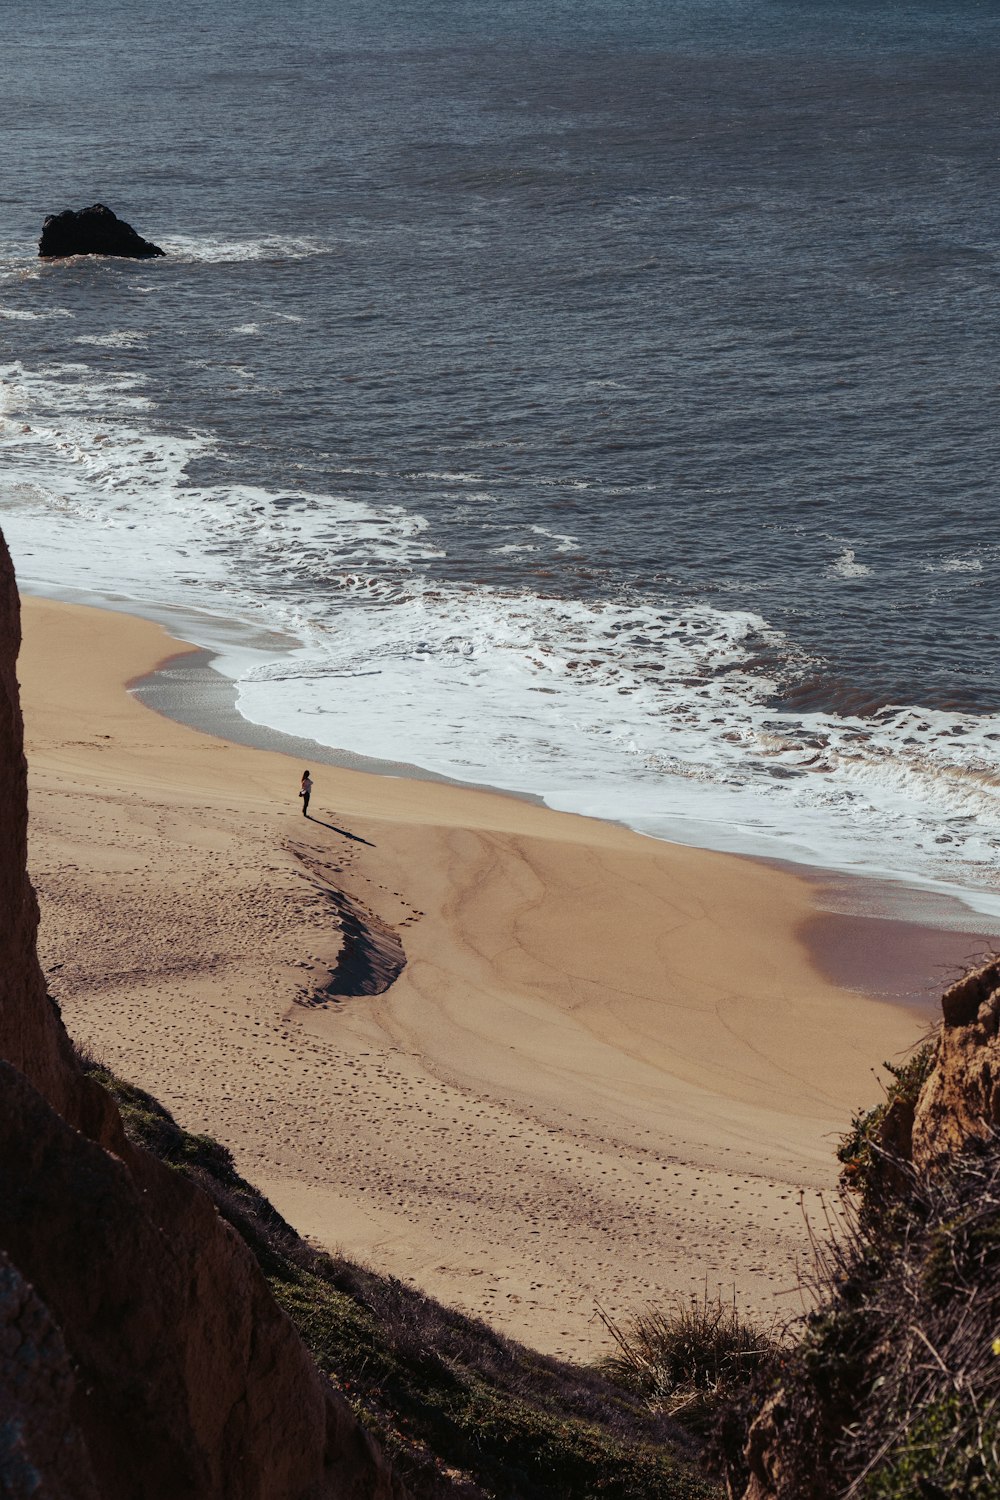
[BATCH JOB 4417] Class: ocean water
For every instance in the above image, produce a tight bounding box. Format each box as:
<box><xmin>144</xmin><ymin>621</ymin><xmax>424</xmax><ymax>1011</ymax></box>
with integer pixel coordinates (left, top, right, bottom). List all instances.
<box><xmin>2</xmin><ymin>0</ymin><xmax>999</xmax><ymax>912</ymax></box>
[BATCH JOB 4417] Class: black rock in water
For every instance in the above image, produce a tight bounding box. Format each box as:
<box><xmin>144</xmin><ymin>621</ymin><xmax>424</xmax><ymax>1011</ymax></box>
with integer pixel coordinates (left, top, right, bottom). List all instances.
<box><xmin>38</xmin><ymin>204</ymin><xmax>165</xmax><ymax>259</ymax></box>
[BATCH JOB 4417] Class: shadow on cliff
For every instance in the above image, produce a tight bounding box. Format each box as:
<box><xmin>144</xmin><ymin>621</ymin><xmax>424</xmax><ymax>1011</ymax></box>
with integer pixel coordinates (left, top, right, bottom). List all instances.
<box><xmin>0</xmin><ymin>528</ymin><xmax>407</xmax><ymax>1500</ymax></box>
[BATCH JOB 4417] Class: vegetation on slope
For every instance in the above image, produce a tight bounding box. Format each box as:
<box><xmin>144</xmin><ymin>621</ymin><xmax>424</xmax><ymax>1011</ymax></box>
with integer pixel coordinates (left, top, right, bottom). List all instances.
<box><xmin>84</xmin><ymin>1060</ymin><xmax>717</xmax><ymax>1500</ymax></box>
<box><xmin>727</xmin><ymin>1049</ymin><xmax>1000</xmax><ymax>1499</ymax></box>
<box><xmin>836</xmin><ymin>1043</ymin><xmax>937</xmax><ymax>1226</ymax></box>
<box><xmin>597</xmin><ymin>1290</ymin><xmax>780</xmax><ymax>1466</ymax></box>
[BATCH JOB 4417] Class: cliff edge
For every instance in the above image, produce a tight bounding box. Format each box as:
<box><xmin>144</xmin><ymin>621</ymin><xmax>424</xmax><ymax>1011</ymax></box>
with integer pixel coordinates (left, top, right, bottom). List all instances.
<box><xmin>912</xmin><ymin>956</ymin><xmax>1000</xmax><ymax>1171</ymax></box>
<box><xmin>740</xmin><ymin>954</ymin><xmax>1000</xmax><ymax>1499</ymax></box>
<box><xmin>0</xmin><ymin>528</ymin><xmax>407</xmax><ymax>1499</ymax></box>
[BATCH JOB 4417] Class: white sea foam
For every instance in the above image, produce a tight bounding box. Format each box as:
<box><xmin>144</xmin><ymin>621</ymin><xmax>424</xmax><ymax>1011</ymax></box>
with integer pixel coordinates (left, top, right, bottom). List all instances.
<box><xmin>925</xmin><ymin>555</ymin><xmax>985</xmax><ymax>574</ymax></box>
<box><xmin>0</xmin><ymin>360</ymin><xmax>440</xmax><ymax>603</ymax></box>
<box><xmin>405</xmin><ymin>469</ymin><xmax>490</xmax><ymax>485</ymax></box>
<box><xmin>530</xmin><ymin>525</ymin><xmax>580</xmax><ymax>552</ymax></box>
<box><xmin>2</xmin><ymin>358</ymin><xmax>999</xmax><ymax>917</ymax></box>
<box><xmin>1</xmin><ymin>308</ymin><xmax>74</xmax><ymax>321</ymax></box>
<box><xmin>74</xmin><ymin>331</ymin><xmax>148</xmax><ymax>349</ymax></box>
<box><xmin>828</xmin><ymin>547</ymin><xmax>872</xmax><ymax>578</ymax></box>
<box><xmin>161</xmin><ymin>234</ymin><xmax>330</xmax><ymax>264</ymax></box>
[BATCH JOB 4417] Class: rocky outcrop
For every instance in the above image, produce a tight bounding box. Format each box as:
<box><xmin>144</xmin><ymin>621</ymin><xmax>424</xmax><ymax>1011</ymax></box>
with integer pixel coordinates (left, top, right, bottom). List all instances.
<box><xmin>38</xmin><ymin>204</ymin><xmax>165</xmax><ymax>259</ymax></box>
<box><xmin>0</xmin><ymin>527</ymin><xmax>406</xmax><ymax>1499</ymax></box>
<box><xmin>912</xmin><ymin>956</ymin><xmax>1000</xmax><ymax>1171</ymax></box>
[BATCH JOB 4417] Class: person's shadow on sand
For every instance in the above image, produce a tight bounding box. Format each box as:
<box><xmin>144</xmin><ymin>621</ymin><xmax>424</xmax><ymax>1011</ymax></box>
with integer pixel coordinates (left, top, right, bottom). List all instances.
<box><xmin>304</xmin><ymin>814</ymin><xmax>374</xmax><ymax>846</ymax></box>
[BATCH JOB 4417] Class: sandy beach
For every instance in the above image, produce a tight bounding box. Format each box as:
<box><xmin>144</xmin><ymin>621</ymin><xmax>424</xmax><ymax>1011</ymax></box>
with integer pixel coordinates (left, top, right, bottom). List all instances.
<box><xmin>19</xmin><ymin>595</ymin><xmax>966</xmax><ymax>1360</ymax></box>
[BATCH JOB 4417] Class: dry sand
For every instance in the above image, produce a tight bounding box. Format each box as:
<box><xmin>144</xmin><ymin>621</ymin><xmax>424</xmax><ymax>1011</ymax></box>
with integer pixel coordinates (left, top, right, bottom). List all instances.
<box><xmin>20</xmin><ymin>595</ymin><xmax>951</xmax><ymax>1360</ymax></box>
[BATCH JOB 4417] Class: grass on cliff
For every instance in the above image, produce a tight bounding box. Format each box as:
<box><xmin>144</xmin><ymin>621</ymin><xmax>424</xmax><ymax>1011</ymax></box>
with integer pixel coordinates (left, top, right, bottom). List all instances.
<box><xmin>81</xmin><ymin>1057</ymin><xmax>718</xmax><ymax>1500</ymax></box>
<box><xmin>597</xmin><ymin>1290</ymin><xmax>780</xmax><ymax>1443</ymax></box>
<box><xmin>836</xmin><ymin>1043</ymin><xmax>937</xmax><ymax>1222</ymax></box>
<box><xmin>716</xmin><ymin>1047</ymin><xmax>1000</xmax><ymax>1499</ymax></box>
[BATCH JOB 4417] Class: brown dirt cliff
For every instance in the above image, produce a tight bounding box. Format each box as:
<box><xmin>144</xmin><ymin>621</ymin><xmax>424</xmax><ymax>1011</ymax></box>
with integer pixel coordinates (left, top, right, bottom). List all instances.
<box><xmin>912</xmin><ymin>955</ymin><xmax>1000</xmax><ymax>1170</ymax></box>
<box><xmin>0</xmin><ymin>529</ymin><xmax>408</xmax><ymax>1499</ymax></box>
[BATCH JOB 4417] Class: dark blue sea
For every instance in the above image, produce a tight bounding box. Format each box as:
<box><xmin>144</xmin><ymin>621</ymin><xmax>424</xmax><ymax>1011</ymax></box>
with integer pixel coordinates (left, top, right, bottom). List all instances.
<box><xmin>2</xmin><ymin>0</ymin><xmax>999</xmax><ymax>907</ymax></box>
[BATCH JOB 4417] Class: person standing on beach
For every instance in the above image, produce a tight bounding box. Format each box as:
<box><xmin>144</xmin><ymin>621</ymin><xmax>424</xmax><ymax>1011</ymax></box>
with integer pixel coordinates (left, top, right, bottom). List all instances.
<box><xmin>299</xmin><ymin>770</ymin><xmax>313</xmax><ymax>817</ymax></box>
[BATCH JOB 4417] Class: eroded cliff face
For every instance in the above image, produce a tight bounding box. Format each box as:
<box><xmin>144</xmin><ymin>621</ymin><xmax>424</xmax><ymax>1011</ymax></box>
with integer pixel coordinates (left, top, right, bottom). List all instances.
<box><xmin>912</xmin><ymin>957</ymin><xmax>1000</xmax><ymax>1170</ymax></box>
<box><xmin>0</xmin><ymin>529</ymin><xmax>406</xmax><ymax>1499</ymax></box>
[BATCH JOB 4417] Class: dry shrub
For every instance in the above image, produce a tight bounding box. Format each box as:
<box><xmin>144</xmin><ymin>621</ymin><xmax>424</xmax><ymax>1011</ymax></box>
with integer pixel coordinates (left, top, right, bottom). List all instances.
<box><xmin>734</xmin><ymin>1130</ymin><xmax>1000</xmax><ymax>1498</ymax></box>
<box><xmin>835</xmin><ymin>1141</ymin><xmax>1000</xmax><ymax>1496</ymax></box>
<box><xmin>597</xmin><ymin>1287</ymin><xmax>781</xmax><ymax>1438</ymax></box>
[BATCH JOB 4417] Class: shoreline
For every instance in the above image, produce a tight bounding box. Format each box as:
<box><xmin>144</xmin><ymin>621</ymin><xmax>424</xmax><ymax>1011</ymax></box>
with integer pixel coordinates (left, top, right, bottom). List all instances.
<box><xmin>18</xmin><ymin>590</ymin><xmax>992</xmax><ymax>1360</ymax></box>
<box><xmin>22</xmin><ymin>579</ymin><xmax>1000</xmax><ymax>942</ymax></box>
<box><xmin>127</xmin><ymin>619</ymin><xmax>995</xmax><ymax>1017</ymax></box>
<box><xmin>21</xmin><ymin>579</ymin><xmax>545</xmax><ymax>797</ymax></box>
